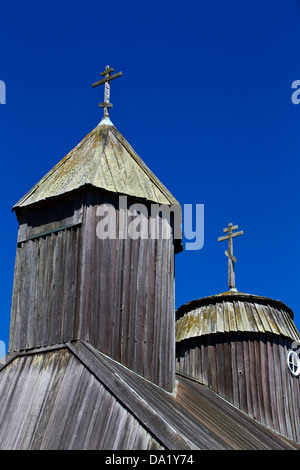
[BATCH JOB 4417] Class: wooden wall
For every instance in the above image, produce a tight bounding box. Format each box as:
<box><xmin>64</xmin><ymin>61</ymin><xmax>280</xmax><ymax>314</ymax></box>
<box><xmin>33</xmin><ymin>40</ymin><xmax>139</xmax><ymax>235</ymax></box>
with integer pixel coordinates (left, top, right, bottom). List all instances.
<box><xmin>176</xmin><ymin>331</ymin><xmax>300</xmax><ymax>443</ymax></box>
<box><xmin>9</xmin><ymin>187</ymin><xmax>176</xmax><ymax>392</ymax></box>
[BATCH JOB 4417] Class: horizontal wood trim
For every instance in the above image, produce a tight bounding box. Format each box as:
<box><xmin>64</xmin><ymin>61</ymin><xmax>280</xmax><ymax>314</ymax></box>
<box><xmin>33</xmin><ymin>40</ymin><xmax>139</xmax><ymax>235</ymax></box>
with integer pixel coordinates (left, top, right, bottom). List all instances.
<box><xmin>17</xmin><ymin>193</ymin><xmax>83</xmax><ymax>243</ymax></box>
<box><xmin>20</xmin><ymin>221</ymin><xmax>82</xmax><ymax>243</ymax></box>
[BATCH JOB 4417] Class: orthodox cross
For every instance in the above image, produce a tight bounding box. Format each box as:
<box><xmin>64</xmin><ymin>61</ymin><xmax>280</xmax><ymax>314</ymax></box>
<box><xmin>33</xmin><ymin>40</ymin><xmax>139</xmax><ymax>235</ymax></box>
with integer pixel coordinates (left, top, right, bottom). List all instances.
<box><xmin>218</xmin><ymin>223</ymin><xmax>243</xmax><ymax>291</ymax></box>
<box><xmin>92</xmin><ymin>65</ymin><xmax>122</xmax><ymax>118</ymax></box>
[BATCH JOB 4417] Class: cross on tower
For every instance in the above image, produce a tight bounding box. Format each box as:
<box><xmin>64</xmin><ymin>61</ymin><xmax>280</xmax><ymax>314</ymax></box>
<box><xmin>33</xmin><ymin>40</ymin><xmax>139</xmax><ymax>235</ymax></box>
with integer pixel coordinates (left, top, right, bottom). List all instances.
<box><xmin>218</xmin><ymin>223</ymin><xmax>243</xmax><ymax>291</ymax></box>
<box><xmin>92</xmin><ymin>65</ymin><xmax>122</xmax><ymax>118</ymax></box>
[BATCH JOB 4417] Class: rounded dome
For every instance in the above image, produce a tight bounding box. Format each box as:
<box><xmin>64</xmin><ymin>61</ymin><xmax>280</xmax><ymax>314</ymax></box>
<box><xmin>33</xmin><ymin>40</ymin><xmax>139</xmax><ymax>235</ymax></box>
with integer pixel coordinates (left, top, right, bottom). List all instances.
<box><xmin>176</xmin><ymin>290</ymin><xmax>299</xmax><ymax>344</ymax></box>
<box><xmin>176</xmin><ymin>290</ymin><xmax>300</xmax><ymax>444</ymax></box>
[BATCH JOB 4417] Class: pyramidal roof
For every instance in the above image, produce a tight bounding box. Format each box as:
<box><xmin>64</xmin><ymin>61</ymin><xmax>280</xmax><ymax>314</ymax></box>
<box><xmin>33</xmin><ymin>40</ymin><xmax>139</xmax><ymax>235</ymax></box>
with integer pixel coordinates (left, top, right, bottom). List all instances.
<box><xmin>14</xmin><ymin>118</ymin><xmax>179</xmax><ymax>210</ymax></box>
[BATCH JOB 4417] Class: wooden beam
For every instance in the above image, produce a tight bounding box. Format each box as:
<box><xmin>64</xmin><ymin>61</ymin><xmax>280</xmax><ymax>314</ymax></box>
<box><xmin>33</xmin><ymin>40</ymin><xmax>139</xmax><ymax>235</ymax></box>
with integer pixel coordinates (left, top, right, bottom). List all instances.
<box><xmin>92</xmin><ymin>71</ymin><xmax>123</xmax><ymax>88</ymax></box>
<box><xmin>223</xmin><ymin>225</ymin><xmax>238</xmax><ymax>233</ymax></box>
<box><xmin>218</xmin><ymin>234</ymin><xmax>229</xmax><ymax>242</ymax></box>
<box><xmin>231</xmin><ymin>230</ymin><xmax>243</xmax><ymax>238</ymax></box>
<box><xmin>225</xmin><ymin>250</ymin><xmax>237</xmax><ymax>263</ymax></box>
<box><xmin>101</xmin><ymin>67</ymin><xmax>114</xmax><ymax>76</ymax></box>
<box><xmin>99</xmin><ymin>102</ymin><xmax>113</xmax><ymax>108</ymax></box>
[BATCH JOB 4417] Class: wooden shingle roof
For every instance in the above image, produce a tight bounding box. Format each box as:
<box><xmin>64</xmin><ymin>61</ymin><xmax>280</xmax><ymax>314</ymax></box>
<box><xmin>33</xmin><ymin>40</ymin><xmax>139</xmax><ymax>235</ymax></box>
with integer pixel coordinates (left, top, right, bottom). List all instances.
<box><xmin>176</xmin><ymin>291</ymin><xmax>300</xmax><ymax>342</ymax></box>
<box><xmin>0</xmin><ymin>340</ymin><xmax>299</xmax><ymax>450</ymax></box>
<box><xmin>13</xmin><ymin>119</ymin><xmax>179</xmax><ymax>210</ymax></box>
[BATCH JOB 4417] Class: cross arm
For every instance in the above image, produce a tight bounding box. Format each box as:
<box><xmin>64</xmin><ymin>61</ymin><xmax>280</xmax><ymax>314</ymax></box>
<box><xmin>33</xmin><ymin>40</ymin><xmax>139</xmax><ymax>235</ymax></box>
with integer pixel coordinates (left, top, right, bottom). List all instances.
<box><xmin>225</xmin><ymin>250</ymin><xmax>237</xmax><ymax>263</ymax></box>
<box><xmin>218</xmin><ymin>230</ymin><xmax>243</xmax><ymax>242</ymax></box>
<box><xmin>218</xmin><ymin>234</ymin><xmax>229</xmax><ymax>242</ymax></box>
<box><xmin>231</xmin><ymin>230</ymin><xmax>243</xmax><ymax>238</ymax></box>
<box><xmin>223</xmin><ymin>224</ymin><xmax>238</xmax><ymax>233</ymax></box>
<box><xmin>101</xmin><ymin>67</ymin><xmax>114</xmax><ymax>76</ymax></box>
<box><xmin>92</xmin><ymin>71</ymin><xmax>123</xmax><ymax>88</ymax></box>
<box><xmin>99</xmin><ymin>102</ymin><xmax>113</xmax><ymax>108</ymax></box>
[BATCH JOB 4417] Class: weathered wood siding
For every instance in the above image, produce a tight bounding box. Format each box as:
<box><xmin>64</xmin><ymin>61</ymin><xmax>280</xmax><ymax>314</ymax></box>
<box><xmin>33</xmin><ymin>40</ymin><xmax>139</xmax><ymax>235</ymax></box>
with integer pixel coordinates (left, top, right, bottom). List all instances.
<box><xmin>176</xmin><ymin>331</ymin><xmax>300</xmax><ymax>443</ymax></box>
<box><xmin>9</xmin><ymin>188</ymin><xmax>176</xmax><ymax>391</ymax></box>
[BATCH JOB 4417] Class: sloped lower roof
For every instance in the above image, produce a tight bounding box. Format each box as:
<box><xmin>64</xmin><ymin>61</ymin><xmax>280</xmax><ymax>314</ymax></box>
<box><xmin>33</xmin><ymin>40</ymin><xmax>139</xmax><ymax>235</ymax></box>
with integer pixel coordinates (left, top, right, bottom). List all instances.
<box><xmin>0</xmin><ymin>340</ymin><xmax>298</xmax><ymax>450</ymax></box>
<box><xmin>13</xmin><ymin>120</ymin><xmax>179</xmax><ymax>210</ymax></box>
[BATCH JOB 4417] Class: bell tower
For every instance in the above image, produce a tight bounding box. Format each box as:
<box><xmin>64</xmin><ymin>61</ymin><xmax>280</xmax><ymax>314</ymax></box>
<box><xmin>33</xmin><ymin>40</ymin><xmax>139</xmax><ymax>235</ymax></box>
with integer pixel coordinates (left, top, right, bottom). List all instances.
<box><xmin>9</xmin><ymin>66</ymin><xmax>182</xmax><ymax>392</ymax></box>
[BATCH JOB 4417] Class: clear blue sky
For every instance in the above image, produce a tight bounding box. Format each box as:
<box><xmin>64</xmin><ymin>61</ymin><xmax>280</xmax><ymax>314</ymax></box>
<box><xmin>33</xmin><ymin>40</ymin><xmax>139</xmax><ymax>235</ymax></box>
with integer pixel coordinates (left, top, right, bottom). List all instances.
<box><xmin>1</xmin><ymin>0</ymin><xmax>300</xmax><ymax>353</ymax></box>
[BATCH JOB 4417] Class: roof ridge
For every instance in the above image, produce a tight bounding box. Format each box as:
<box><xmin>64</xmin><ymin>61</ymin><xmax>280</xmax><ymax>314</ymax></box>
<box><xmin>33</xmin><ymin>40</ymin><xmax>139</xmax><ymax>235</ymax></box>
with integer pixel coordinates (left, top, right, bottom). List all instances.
<box><xmin>110</xmin><ymin>126</ymin><xmax>178</xmax><ymax>205</ymax></box>
<box><xmin>66</xmin><ymin>340</ymin><xmax>192</xmax><ymax>450</ymax></box>
<box><xmin>13</xmin><ymin>127</ymin><xmax>99</xmax><ymax>210</ymax></box>
<box><xmin>13</xmin><ymin>123</ymin><xmax>179</xmax><ymax>210</ymax></box>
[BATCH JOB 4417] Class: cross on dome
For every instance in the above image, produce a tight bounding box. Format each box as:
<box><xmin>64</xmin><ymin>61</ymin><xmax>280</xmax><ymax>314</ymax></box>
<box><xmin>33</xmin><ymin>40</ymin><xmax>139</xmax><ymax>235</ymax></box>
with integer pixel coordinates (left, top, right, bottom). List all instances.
<box><xmin>92</xmin><ymin>65</ymin><xmax>122</xmax><ymax>119</ymax></box>
<box><xmin>218</xmin><ymin>223</ymin><xmax>243</xmax><ymax>291</ymax></box>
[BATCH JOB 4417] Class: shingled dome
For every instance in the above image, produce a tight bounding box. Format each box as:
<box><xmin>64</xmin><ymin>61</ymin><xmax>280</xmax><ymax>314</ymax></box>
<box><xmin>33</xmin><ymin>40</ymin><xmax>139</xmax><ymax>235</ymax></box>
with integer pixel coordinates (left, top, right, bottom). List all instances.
<box><xmin>176</xmin><ymin>290</ymin><xmax>300</xmax><ymax>444</ymax></box>
<box><xmin>176</xmin><ymin>291</ymin><xmax>299</xmax><ymax>342</ymax></box>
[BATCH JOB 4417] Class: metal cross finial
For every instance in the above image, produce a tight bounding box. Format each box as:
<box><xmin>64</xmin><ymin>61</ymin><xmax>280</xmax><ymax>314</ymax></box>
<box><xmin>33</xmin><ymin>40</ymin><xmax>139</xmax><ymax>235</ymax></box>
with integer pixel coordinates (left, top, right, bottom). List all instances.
<box><xmin>92</xmin><ymin>65</ymin><xmax>122</xmax><ymax>118</ymax></box>
<box><xmin>218</xmin><ymin>223</ymin><xmax>243</xmax><ymax>291</ymax></box>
